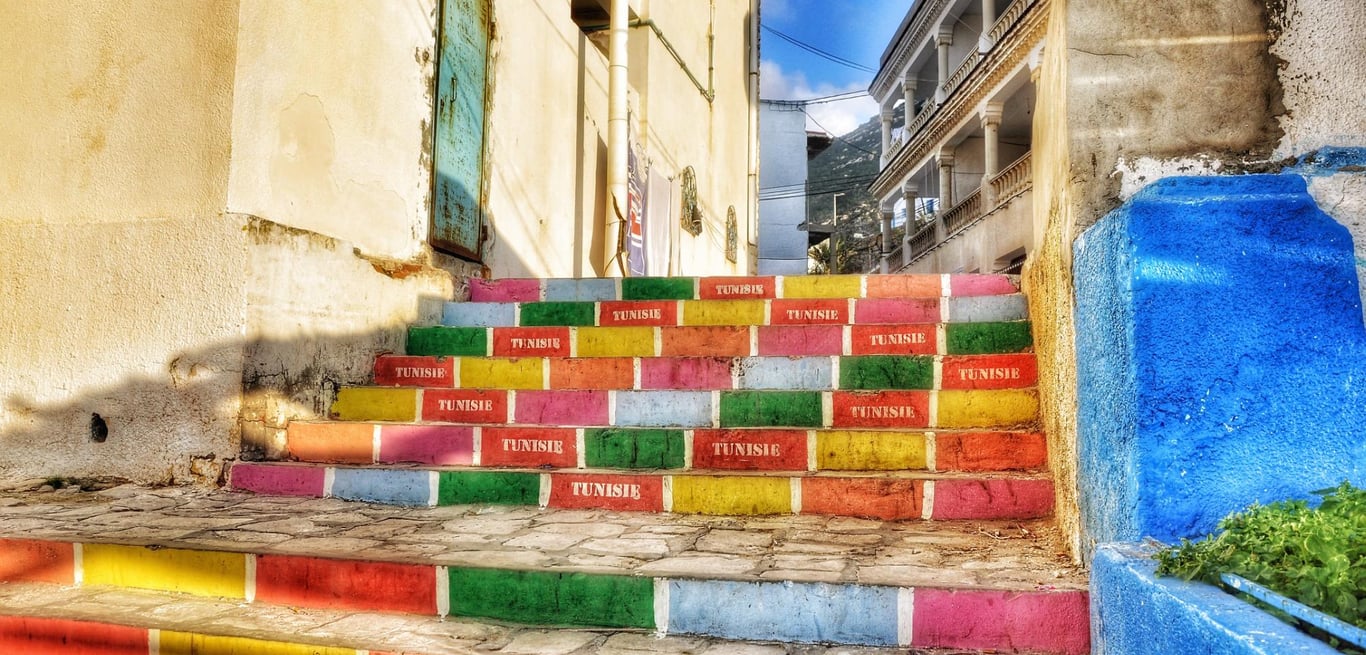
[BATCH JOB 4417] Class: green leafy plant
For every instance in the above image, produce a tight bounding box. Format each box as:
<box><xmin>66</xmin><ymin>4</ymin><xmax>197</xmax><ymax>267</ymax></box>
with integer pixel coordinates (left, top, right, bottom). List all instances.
<box><xmin>1155</xmin><ymin>482</ymin><xmax>1366</xmax><ymax>650</ymax></box>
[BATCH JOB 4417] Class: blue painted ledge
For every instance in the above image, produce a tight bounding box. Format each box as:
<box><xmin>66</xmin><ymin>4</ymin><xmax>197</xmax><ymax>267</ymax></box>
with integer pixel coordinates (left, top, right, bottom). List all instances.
<box><xmin>1092</xmin><ymin>544</ymin><xmax>1341</xmax><ymax>655</ymax></box>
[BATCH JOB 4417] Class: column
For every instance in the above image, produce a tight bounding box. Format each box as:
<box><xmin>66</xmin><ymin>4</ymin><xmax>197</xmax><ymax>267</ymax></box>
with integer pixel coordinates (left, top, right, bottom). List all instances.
<box><xmin>936</xmin><ymin>148</ymin><xmax>954</xmax><ymax>243</ymax></box>
<box><xmin>902</xmin><ymin>74</ymin><xmax>917</xmax><ymax>131</ymax></box>
<box><xmin>935</xmin><ymin>26</ymin><xmax>953</xmax><ymax>103</ymax></box>
<box><xmin>902</xmin><ymin>183</ymin><xmax>919</xmax><ymax>267</ymax></box>
<box><xmin>880</xmin><ymin>107</ymin><xmax>895</xmax><ymax>159</ymax></box>
<box><xmin>879</xmin><ymin>209</ymin><xmax>894</xmax><ymax>274</ymax></box>
<box><xmin>981</xmin><ymin>102</ymin><xmax>1003</xmax><ymax>207</ymax></box>
<box><xmin>980</xmin><ymin>0</ymin><xmax>997</xmax><ymax>50</ymax></box>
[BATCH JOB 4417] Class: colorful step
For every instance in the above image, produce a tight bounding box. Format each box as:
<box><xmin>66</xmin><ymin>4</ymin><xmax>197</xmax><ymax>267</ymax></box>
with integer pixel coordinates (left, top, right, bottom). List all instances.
<box><xmin>372</xmin><ymin>353</ymin><xmax>1039</xmax><ymax>391</ymax></box>
<box><xmin>440</xmin><ymin>296</ymin><xmax>1027</xmax><ymax>328</ymax></box>
<box><xmin>329</xmin><ymin>387</ymin><xmax>1040</xmax><ymax>430</ymax></box>
<box><xmin>407</xmin><ymin>321</ymin><xmax>1033</xmax><ymax>359</ymax></box>
<box><xmin>466</xmin><ymin>274</ymin><xmax>1021</xmax><ymax>302</ymax></box>
<box><xmin>228</xmin><ymin>462</ymin><xmax>1054</xmax><ymax>520</ymax></box>
<box><xmin>284</xmin><ymin>422</ymin><xmax>1047</xmax><ymax>472</ymax></box>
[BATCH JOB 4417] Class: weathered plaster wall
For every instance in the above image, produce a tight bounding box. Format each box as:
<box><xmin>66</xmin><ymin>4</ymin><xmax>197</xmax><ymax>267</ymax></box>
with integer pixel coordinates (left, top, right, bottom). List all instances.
<box><xmin>1271</xmin><ymin>0</ymin><xmax>1366</xmax><ymax>159</ymax></box>
<box><xmin>0</xmin><ymin>2</ymin><xmax>246</xmax><ymax>484</ymax></box>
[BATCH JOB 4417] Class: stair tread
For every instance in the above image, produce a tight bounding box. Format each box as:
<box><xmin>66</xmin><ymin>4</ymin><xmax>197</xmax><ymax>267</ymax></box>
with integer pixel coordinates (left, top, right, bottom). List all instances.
<box><xmin>0</xmin><ymin>485</ymin><xmax>1084</xmax><ymax>592</ymax></box>
<box><xmin>0</xmin><ymin>582</ymin><xmax>940</xmax><ymax>655</ymax></box>
<box><xmin>242</xmin><ymin>459</ymin><xmax>1052</xmax><ymax>479</ymax></box>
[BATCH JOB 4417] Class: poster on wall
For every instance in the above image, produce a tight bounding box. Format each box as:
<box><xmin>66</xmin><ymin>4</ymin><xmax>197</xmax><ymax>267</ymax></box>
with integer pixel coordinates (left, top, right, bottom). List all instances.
<box><xmin>626</xmin><ymin>138</ymin><xmax>647</xmax><ymax>276</ymax></box>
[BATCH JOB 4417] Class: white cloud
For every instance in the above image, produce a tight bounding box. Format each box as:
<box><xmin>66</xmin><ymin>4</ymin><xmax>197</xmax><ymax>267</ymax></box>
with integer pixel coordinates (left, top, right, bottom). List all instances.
<box><xmin>759</xmin><ymin>60</ymin><xmax>878</xmax><ymax>137</ymax></box>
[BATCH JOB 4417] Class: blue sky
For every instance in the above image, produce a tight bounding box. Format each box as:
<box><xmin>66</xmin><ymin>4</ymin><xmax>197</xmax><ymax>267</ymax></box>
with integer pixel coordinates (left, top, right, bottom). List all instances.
<box><xmin>760</xmin><ymin>0</ymin><xmax>910</xmax><ymax>135</ymax></box>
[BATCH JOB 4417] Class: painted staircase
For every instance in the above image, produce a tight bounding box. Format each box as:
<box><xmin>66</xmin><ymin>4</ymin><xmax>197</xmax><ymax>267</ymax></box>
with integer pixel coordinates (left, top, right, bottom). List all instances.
<box><xmin>0</xmin><ymin>274</ymin><xmax>1089</xmax><ymax>655</ymax></box>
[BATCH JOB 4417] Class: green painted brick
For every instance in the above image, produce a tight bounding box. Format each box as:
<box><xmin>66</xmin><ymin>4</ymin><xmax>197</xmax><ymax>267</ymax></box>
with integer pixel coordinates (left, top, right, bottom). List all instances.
<box><xmin>407</xmin><ymin>326</ymin><xmax>487</xmax><ymax>356</ymax></box>
<box><xmin>519</xmin><ymin>302</ymin><xmax>596</xmax><ymax>326</ymax></box>
<box><xmin>622</xmin><ymin>277</ymin><xmax>695</xmax><ymax>300</ymax></box>
<box><xmin>839</xmin><ymin>356</ymin><xmax>933</xmax><ymax>390</ymax></box>
<box><xmin>448</xmin><ymin>567</ymin><xmax>654</xmax><ymax>628</ymax></box>
<box><xmin>946</xmin><ymin>321</ymin><xmax>1034</xmax><ymax>355</ymax></box>
<box><xmin>719</xmin><ymin>391</ymin><xmax>823</xmax><ymax>427</ymax></box>
<box><xmin>584</xmin><ymin>428</ymin><xmax>686</xmax><ymax>470</ymax></box>
<box><xmin>438</xmin><ymin>471</ymin><xmax>540</xmax><ymax>506</ymax></box>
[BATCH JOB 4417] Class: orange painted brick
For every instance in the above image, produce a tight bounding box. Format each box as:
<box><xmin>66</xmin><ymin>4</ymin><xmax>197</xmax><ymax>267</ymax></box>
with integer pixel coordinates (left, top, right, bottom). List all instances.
<box><xmin>255</xmin><ymin>555</ymin><xmax>437</xmax><ymax>614</ymax></box>
<box><xmin>287</xmin><ymin>422</ymin><xmax>374</xmax><ymax>464</ymax></box>
<box><xmin>866</xmin><ymin>275</ymin><xmax>942</xmax><ymax>298</ymax></box>
<box><xmin>0</xmin><ymin>539</ymin><xmax>74</xmax><ymax>584</ymax></box>
<box><xmin>661</xmin><ymin>326</ymin><xmax>752</xmax><ymax>357</ymax></box>
<box><xmin>935</xmin><ymin>432</ymin><xmax>1047</xmax><ymax>471</ymax></box>
<box><xmin>549</xmin><ymin>358</ymin><xmax>635</xmax><ymax>389</ymax></box>
<box><xmin>941</xmin><ymin>354</ymin><xmax>1038</xmax><ymax>390</ymax></box>
<box><xmin>801</xmin><ymin>478</ymin><xmax>922</xmax><ymax>520</ymax></box>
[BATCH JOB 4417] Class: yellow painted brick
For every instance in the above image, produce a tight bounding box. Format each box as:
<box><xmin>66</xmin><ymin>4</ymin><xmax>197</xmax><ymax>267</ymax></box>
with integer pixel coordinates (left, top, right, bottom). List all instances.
<box><xmin>681</xmin><ymin>300</ymin><xmax>767</xmax><ymax>326</ymax></box>
<box><xmin>670</xmin><ymin>476</ymin><xmax>791</xmax><ymax>515</ymax></box>
<box><xmin>160</xmin><ymin>632</ymin><xmax>357</xmax><ymax>655</ymax></box>
<box><xmin>82</xmin><ymin>544</ymin><xmax>246</xmax><ymax>599</ymax></box>
<box><xmin>459</xmin><ymin>357</ymin><xmax>544</xmax><ymax>389</ymax></box>
<box><xmin>577</xmin><ymin>327</ymin><xmax>655</xmax><ymax>357</ymax></box>
<box><xmin>782</xmin><ymin>275</ymin><xmax>864</xmax><ymax>299</ymax></box>
<box><xmin>816</xmin><ymin>430</ymin><xmax>927</xmax><ymax>470</ymax></box>
<box><xmin>330</xmin><ymin>387</ymin><xmax>418</xmax><ymax>422</ymax></box>
<box><xmin>936</xmin><ymin>389</ymin><xmax>1039</xmax><ymax>429</ymax></box>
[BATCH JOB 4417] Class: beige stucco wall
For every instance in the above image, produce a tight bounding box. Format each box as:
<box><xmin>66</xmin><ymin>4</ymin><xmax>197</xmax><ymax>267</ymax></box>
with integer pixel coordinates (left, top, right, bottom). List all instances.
<box><xmin>0</xmin><ymin>1</ymin><xmax>247</xmax><ymax>484</ymax></box>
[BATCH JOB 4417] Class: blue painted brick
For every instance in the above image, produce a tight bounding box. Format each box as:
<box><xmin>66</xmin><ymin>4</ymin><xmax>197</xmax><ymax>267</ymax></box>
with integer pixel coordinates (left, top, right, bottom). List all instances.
<box><xmin>735</xmin><ymin>357</ymin><xmax>833</xmax><ymax>390</ymax></box>
<box><xmin>442</xmin><ymin>302</ymin><xmax>517</xmax><ymax>327</ymax></box>
<box><xmin>615</xmin><ymin>391</ymin><xmax>713</xmax><ymax>427</ymax></box>
<box><xmin>545</xmin><ymin>279</ymin><xmax>618</xmax><ymax>302</ymax></box>
<box><xmin>944</xmin><ymin>295</ymin><xmax>1028</xmax><ymax>323</ymax></box>
<box><xmin>331</xmin><ymin>468</ymin><xmax>432</xmax><ymax>506</ymax></box>
<box><xmin>667</xmin><ymin>579</ymin><xmax>899</xmax><ymax>646</ymax></box>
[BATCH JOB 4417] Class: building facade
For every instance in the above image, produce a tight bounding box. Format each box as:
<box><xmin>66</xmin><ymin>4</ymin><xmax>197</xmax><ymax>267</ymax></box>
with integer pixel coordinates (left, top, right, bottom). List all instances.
<box><xmin>867</xmin><ymin>0</ymin><xmax>1046</xmax><ymax>274</ymax></box>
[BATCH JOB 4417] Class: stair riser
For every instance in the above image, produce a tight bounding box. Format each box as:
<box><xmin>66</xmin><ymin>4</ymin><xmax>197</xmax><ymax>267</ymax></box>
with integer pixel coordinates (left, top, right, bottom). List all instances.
<box><xmin>442</xmin><ymin>296</ymin><xmax>1026</xmax><ymax>328</ymax></box>
<box><xmin>285</xmin><ymin>424</ymin><xmax>1048</xmax><ymax>473</ymax></box>
<box><xmin>0</xmin><ymin>617</ymin><xmax>392</xmax><ymax>655</ymax></box>
<box><xmin>374</xmin><ymin>354</ymin><xmax>1039</xmax><ymax>391</ymax></box>
<box><xmin>410</xmin><ymin>321</ymin><xmax>1034</xmax><ymax>359</ymax></box>
<box><xmin>468</xmin><ymin>274</ymin><xmax>1020</xmax><ymax>302</ymax></box>
<box><xmin>228</xmin><ymin>465</ymin><xmax>1054</xmax><ymax>520</ymax></box>
<box><xmin>0</xmin><ymin>538</ymin><xmax>1086</xmax><ymax>654</ymax></box>
<box><xmin>330</xmin><ymin>388</ymin><xmax>1039</xmax><ymax>430</ymax></box>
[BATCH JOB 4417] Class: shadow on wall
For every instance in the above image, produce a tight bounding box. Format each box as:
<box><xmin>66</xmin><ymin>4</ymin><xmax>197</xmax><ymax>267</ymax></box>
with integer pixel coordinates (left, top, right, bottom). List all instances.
<box><xmin>1073</xmin><ymin>173</ymin><xmax>1366</xmax><ymax>551</ymax></box>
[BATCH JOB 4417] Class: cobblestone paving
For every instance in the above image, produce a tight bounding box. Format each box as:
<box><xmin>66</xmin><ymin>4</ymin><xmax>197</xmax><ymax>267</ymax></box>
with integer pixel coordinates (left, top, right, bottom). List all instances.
<box><xmin>0</xmin><ymin>484</ymin><xmax>1085</xmax><ymax>591</ymax></box>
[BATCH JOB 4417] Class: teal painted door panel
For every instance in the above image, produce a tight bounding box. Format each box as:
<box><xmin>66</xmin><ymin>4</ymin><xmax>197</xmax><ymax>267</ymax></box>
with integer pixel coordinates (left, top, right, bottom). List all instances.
<box><xmin>433</xmin><ymin>0</ymin><xmax>490</xmax><ymax>259</ymax></box>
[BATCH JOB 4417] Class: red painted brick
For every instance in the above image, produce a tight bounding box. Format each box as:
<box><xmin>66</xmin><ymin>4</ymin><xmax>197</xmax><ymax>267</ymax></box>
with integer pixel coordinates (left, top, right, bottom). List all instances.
<box><xmin>422</xmin><ymin>389</ymin><xmax>508</xmax><ymax>423</ymax></box>
<box><xmin>850</xmin><ymin>324</ymin><xmax>937</xmax><ymax>355</ymax></box>
<box><xmin>801</xmin><ymin>478</ymin><xmax>922</xmax><ymax>520</ymax></box>
<box><xmin>492</xmin><ymin>327</ymin><xmax>572</xmax><ymax>357</ymax></box>
<box><xmin>0</xmin><ymin>539</ymin><xmax>74</xmax><ymax>584</ymax></box>
<box><xmin>770</xmin><ymin>299</ymin><xmax>849</xmax><ymax>325</ymax></box>
<box><xmin>930</xmin><ymin>478</ymin><xmax>1054</xmax><ymax>519</ymax></box>
<box><xmin>548</xmin><ymin>474</ymin><xmax>664</xmax><ymax>511</ymax></box>
<box><xmin>865</xmin><ymin>275</ymin><xmax>942</xmax><ymax>298</ymax></box>
<box><xmin>699</xmin><ymin>276</ymin><xmax>777</xmax><ymax>299</ymax></box>
<box><xmin>255</xmin><ymin>555</ymin><xmax>438</xmax><ymax>614</ymax></box>
<box><xmin>549</xmin><ymin>358</ymin><xmax>635</xmax><ymax>389</ymax></box>
<box><xmin>853</xmin><ymin>298</ymin><xmax>940</xmax><ymax>324</ymax></box>
<box><xmin>756</xmin><ymin>326</ymin><xmax>843</xmax><ymax>356</ymax></box>
<box><xmin>482</xmin><ymin>427</ymin><xmax>577</xmax><ymax>468</ymax></box>
<box><xmin>287</xmin><ymin>422</ymin><xmax>373</xmax><ymax>464</ymax></box>
<box><xmin>692</xmin><ymin>429</ymin><xmax>807</xmax><ymax>470</ymax></box>
<box><xmin>941</xmin><ymin>354</ymin><xmax>1037</xmax><ymax>390</ymax></box>
<box><xmin>640</xmin><ymin>357</ymin><xmax>733</xmax><ymax>390</ymax></box>
<box><xmin>0</xmin><ymin>616</ymin><xmax>148</xmax><ymax>655</ymax></box>
<box><xmin>661</xmin><ymin>326</ymin><xmax>751</xmax><ymax>357</ymax></box>
<box><xmin>935</xmin><ymin>432</ymin><xmax>1047</xmax><ymax>471</ymax></box>
<box><xmin>599</xmin><ymin>300</ymin><xmax>678</xmax><ymax>326</ymax></box>
<box><xmin>374</xmin><ymin>355</ymin><xmax>455</xmax><ymax>387</ymax></box>
<box><xmin>832</xmin><ymin>391</ymin><xmax>930</xmax><ymax>428</ymax></box>
<box><xmin>912</xmin><ymin>588</ymin><xmax>1090</xmax><ymax>655</ymax></box>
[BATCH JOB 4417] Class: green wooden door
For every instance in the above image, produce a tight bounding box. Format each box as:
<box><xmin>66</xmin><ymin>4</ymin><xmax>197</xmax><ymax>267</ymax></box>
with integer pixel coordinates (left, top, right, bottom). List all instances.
<box><xmin>433</xmin><ymin>0</ymin><xmax>490</xmax><ymax>260</ymax></box>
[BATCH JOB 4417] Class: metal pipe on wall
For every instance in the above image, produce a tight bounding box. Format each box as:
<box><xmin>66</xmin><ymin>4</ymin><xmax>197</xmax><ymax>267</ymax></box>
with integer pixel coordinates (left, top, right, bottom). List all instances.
<box><xmin>746</xmin><ymin>0</ymin><xmax>760</xmax><ymax>273</ymax></box>
<box><xmin>604</xmin><ymin>0</ymin><xmax>629</xmax><ymax>275</ymax></box>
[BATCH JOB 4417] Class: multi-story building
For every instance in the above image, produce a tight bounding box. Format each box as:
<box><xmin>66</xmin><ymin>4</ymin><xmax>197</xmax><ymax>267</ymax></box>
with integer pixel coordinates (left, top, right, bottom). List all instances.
<box><xmin>867</xmin><ymin>0</ymin><xmax>1047</xmax><ymax>274</ymax></box>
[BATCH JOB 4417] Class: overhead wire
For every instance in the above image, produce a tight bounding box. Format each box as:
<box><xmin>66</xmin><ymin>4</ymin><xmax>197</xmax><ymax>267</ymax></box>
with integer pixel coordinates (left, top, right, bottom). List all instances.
<box><xmin>761</xmin><ymin>25</ymin><xmax>875</xmax><ymax>73</ymax></box>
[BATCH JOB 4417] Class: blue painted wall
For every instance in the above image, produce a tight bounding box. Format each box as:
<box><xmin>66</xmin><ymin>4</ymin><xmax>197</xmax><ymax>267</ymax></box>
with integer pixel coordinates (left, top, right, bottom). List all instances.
<box><xmin>1074</xmin><ymin>174</ymin><xmax>1366</xmax><ymax>545</ymax></box>
<box><xmin>1092</xmin><ymin>545</ymin><xmax>1340</xmax><ymax>655</ymax></box>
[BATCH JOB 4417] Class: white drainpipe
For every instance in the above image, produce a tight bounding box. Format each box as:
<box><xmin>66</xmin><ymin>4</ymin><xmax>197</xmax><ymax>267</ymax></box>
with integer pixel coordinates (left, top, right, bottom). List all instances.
<box><xmin>604</xmin><ymin>0</ymin><xmax>629</xmax><ymax>276</ymax></box>
<box><xmin>747</xmin><ymin>0</ymin><xmax>760</xmax><ymax>274</ymax></box>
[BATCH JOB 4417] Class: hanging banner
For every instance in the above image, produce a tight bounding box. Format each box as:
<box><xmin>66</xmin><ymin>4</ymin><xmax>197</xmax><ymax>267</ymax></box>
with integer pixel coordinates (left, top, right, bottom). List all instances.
<box><xmin>626</xmin><ymin>132</ymin><xmax>647</xmax><ymax>277</ymax></box>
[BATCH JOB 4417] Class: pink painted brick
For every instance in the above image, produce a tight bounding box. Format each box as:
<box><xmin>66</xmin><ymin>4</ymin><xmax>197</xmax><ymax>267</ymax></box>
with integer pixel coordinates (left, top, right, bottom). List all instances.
<box><xmin>911</xmin><ymin>588</ymin><xmax>1090</xmax><ymax>655</ymax></box>
<box><xmin>468</xmin><ymin>278</ymin><xmax>542</xmax><ymax>302</ymax></box>
<box><xmin>514</xmin><ymin>390</ymin><xmax>609</xmax><ymax>425</ymax></box>
<box><xmin>756</xmin><ymin>325</ymin><xmax>843</xmax><ymax>356</ymax></box>
<box><xmin>378</xmin><ymin>425</ymin><xmax>475</xmax><ymax>465</ymax></box>
<box><xmin>853</xmin><ymin>298</ymin><xmax>940</xmax><ymax>324</ymax></box>
<box><xmin>948</xmin><ymin>274</ymin><xmax>1018</xmax><ymax>297</ymax></box>
<box><xmin>930</xmin><ymin>478</ymin><xmax>1054</xmax><ymax>520</ymax></box>
<box><xmin>229</xmin><ymin>463</ymin><xmax>325</xmax><ymax>497</ymax></box>
<box><xmin>640</xmin><ymin>357</ymin><xmax>734</xmax><ymax>389</ymax></box>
